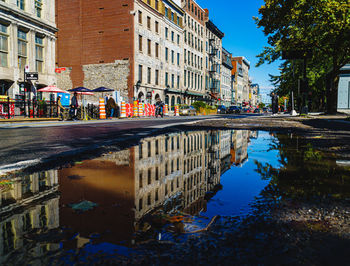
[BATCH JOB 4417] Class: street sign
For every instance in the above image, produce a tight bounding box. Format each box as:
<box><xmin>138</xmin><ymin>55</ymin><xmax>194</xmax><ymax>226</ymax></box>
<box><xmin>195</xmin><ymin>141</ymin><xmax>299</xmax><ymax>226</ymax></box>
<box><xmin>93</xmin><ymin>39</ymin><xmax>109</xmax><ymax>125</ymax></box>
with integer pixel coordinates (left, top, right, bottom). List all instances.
<box><xmin>25</xmin><ymin>72</ymin><xmax>39</xmax><ymax>81</ymax></box>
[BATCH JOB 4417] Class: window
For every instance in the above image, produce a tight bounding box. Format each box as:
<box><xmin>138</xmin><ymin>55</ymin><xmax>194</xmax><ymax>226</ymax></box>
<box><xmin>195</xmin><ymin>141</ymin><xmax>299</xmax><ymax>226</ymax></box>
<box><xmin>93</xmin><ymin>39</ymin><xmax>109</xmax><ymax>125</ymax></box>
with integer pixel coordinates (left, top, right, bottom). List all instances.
<box><xmin>155</xmin><ymin>21</ymin><xmax>159</xmax><ymax>33</ymax></box>
<box><xmin>171</xmin><ymin>74</ymin><xmax>174</xmax><ymax>88</ymax></box>
<box><xmin>0</xmin><ymin>24</ymin><xmax>8</xmax><ymax>67</ymax></box>
<box><xmin>147</xmin><ymin>16</ymin><xmax>151</xmax><ymax>29</ymax></box>
<box><xmin>147</xmin><ymin>67</ymin><xmax>151</xmax><ymax>84</ymax></box>
<box><xmin>155</xmin><ymin>0</ymin><xmax>159</xmax><ymax>10</ymax></box>
<box><xmin>177</xmin><ymin>75</ymin><xmax>180</xmax><ymax>88</ymax></box>
<box><xmin>139</xmin><ymin>172</ymin><xmax>143</xmax><ymax>188</ymax></box>
<box><xmin>147</xmin><ymin>39</ymin><xmax>151</xmax><ymax>55</ymax></box>
<box><xmin>155</xmin><ymin>43</ymin><xmax>159</xmax><ymax>58</ymax></box>
<box><xmin>155</xmin><ymin>69</ymin><xmax>159</xmax><ymax>85</ymax></box>
<box><xmin>177</xmin><ymin>53</ymin><xmax>180</xmax><ymax>66</ymax></box>
<box><xmin>35</xmin><ymin>36</ymin><xmax>44</xmax><ymax>72</ymax></box>
<box><xmin>18</xmin><ymin>30</ymin><xmax>27</xmax><ymax>70</ymax></box>
<box><xmin>184</xmin><ymin>70</ymin><xmax>186</xmax><ymax>87</ymax></box>
<box><xmin>165</xmin><ymin>7</ymin><xmax>168</xmax><ymax>17</ymax></box>
<box><xmin>138</xmin><ymin>11</ymin><xmax>142</xmax><ymax>24</ymax></box>
<box><xmin>177</xmin><ymin>34</ymin><xmax>180</xmax><ymax>45</ymax></box>
<box><xmin>148</xmin><ymin>169</ymin><xmax>151</xmax><ymax>184</ymax></box>
<box><xmin>171</xmin><ymin>50</ymin><xmax>174</xmax><ymax>64</ymax></box>
<box><xmin>171</xmin><ymin>12</ymin><xmax>174</xmax><ymax>21</ymax></box>
<box><xmin>171</xmin><ymin>31</ymin><xmax>174</xmax><ymax>42</ymax></box>
<box><xmin>177</xmin><ymin>17</ymin><xmax>180</xmax><ymax>25</ymax></box>
<box><xmin>165</xmin><ymin>72</ymin><xmax>168</xmax><ymax>86</ymax></box>
<box><xmin>138</xmin><ymin>65</ymin><xmax>143</xmax><ymax>83</ymax></box>
<box><xmin>147</xmin><ymin>0</ymin><xmax>150</xmax><ymax>4</ymax></box>
<box><xmin>165</xmin><ymin>27</ymin><xmax>168</xmax><ymax>39</ymax></box>
<box><xmin>17</xmin><ymin>0</ymin><xmax>25</xmax><ymax>10</ymax></box>
<box><xmin>165</xmin><ymin>47</ymin><xmax>168</xmax><ymax>61</ymax></box>
<box><xmin>34</xmin><ymin>0</ymin><xmax>43</xmax><ymax>17</ymax></box>
<box><xmin>138</xmin><ymin>35</ymin><xmax>142</xmax><ymax>52</ymax></box>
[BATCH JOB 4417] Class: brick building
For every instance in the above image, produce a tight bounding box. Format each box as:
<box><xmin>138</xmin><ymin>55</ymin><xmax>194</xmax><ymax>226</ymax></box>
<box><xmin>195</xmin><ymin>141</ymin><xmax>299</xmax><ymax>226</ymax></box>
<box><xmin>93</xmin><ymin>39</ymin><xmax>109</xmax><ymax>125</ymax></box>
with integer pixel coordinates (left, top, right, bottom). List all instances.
<box><xmin>56</xmin><ymin>0</ymin><xmax>185</xmax><ymax>105</ymax></box>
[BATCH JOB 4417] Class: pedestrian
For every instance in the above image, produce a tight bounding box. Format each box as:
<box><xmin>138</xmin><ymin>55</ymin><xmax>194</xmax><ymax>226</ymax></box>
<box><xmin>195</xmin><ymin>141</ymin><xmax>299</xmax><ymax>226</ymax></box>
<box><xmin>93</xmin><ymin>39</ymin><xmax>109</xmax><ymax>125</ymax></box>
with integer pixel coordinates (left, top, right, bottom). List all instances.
<box><xmin>106</xmin><ymin>95</ymin><xmax>117</xmax><ymax>119</ymax></box>
<box><xmin>70</xmin><ymin>92</ymin><xmax>79</xmax><ymax>120</ymax></box>
<box><xmin>271</xmin><ymin>92</ymin><xmax>278</xmax><ymax>115</ymax></box>
<box><xmin>57</xmin><ymin>96</ymin><xmax>65</xmax><ymax>121</ymax></box>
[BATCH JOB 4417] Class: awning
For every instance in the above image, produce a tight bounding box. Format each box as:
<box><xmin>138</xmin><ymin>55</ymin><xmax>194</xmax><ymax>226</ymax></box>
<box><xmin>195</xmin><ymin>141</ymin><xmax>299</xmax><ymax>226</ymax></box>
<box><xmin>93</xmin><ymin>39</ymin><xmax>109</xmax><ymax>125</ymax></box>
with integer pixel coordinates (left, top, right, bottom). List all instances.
<box><xmin>187</xmin><ymin>91</ymin><xmax>204</xmax><ymax>97</ymax></box>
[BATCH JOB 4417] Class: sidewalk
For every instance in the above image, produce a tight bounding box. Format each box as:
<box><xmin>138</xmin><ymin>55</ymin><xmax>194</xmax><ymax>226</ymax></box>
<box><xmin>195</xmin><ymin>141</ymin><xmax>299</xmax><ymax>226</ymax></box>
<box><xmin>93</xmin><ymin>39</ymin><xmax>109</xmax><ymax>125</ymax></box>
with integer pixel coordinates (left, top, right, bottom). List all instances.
<box><xmin>0</xmin><ymin>117</ymin><xmax>59</xmax><ymax>123</ymax></box>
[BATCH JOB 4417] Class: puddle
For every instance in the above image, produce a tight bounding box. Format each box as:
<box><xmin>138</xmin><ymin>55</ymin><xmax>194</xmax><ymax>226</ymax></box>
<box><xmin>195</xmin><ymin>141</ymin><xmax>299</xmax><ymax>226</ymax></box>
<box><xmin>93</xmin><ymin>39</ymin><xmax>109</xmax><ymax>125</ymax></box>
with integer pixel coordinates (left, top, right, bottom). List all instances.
<box><xmin>0</xmin><ymin>130</ymin><xmax>349</xmax><ymax>264</ymax></box>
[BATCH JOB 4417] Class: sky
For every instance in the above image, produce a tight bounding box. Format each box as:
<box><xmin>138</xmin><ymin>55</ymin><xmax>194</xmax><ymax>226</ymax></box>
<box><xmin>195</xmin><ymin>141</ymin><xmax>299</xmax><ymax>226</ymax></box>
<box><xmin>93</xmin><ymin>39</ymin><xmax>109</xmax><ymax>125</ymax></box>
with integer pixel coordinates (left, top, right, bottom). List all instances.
<box><xmin>196</xmin><ymin>0</ymin><xmax>281</xmax><ymax>98</ymax></box>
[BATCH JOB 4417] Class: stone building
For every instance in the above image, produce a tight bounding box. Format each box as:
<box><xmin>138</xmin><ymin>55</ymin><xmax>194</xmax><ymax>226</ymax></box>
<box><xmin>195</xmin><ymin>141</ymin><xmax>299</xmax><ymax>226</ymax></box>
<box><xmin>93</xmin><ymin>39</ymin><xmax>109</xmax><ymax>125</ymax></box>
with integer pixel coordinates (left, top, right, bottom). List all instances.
<box><xmin>205</xmin><ymin>18</ymin><xmax>224</xmax><ymax>104</ymax></box>
<box><xmin>231</xmin><ymin>59</ymin><xmax>243</xmax><ymax>106</ymax></box>
<box><xmin>0</xmin><ymin>0</ymin><xmax>57</xmax><ymax>98</ymax></box>
<box><xmin>221</xmin><ymin>48</ymin><xmax>233</xmax><ymax>107</ymax></box>
<box><xmin>250</xmin><ymin>83</ymin><xmax>260</xmax><ymax>107</ymax></box>
<box><xmin>180</xmin><ymin>0</ymin><xmax>207</xmax><ymax>104</ymax></box>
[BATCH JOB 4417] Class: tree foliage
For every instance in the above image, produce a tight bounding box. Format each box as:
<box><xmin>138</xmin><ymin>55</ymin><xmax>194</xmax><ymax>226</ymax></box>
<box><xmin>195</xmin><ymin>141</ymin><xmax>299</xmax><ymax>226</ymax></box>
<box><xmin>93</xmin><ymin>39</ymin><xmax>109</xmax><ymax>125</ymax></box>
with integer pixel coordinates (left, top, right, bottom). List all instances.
<box><xmin>255</xmin><ymin>0</ymin><xmax>350</xmax><ymax>113</ymax></box>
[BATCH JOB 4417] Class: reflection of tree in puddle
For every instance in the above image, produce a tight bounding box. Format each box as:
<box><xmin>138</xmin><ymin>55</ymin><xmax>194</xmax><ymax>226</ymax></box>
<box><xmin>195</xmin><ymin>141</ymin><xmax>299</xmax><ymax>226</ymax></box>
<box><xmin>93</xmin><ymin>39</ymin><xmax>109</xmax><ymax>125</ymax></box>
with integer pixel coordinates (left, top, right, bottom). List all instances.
<box><xmin>255</xmin><ymin>134</ymin><xmax>350</xmax><ymax>200</ymax></box>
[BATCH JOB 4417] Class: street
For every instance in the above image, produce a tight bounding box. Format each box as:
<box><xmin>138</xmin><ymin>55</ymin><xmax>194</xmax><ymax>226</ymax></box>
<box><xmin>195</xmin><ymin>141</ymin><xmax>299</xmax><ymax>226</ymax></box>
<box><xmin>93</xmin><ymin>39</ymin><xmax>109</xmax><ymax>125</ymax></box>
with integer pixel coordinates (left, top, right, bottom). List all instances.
<box><xmin>0</xmin><ymin>114</ymin><xmax>245</xmax><ymax>173</ymax></box>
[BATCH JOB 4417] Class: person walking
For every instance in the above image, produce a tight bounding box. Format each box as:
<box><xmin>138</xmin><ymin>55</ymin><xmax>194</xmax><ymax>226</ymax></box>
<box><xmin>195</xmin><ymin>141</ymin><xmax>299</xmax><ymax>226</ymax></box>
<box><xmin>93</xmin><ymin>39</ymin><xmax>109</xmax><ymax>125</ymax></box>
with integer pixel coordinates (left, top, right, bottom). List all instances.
<box><xmin>271</xmin><ymin>92</ymin><xmax>279</xmax><ymax>115</ymax></box>
<box><xmin>70</xmin><ymin>92</ymin><xmax>79</xmax><ymax>120</ymax></box>
<box><xmin>57</xmin><ymin>96</ymin><xmax>65</xmax><ymax>121</ymax></box>
<box><xmin>106</xmin><ymin>95</ymin><xmax>117</xmax><ymax>119</ymax></box>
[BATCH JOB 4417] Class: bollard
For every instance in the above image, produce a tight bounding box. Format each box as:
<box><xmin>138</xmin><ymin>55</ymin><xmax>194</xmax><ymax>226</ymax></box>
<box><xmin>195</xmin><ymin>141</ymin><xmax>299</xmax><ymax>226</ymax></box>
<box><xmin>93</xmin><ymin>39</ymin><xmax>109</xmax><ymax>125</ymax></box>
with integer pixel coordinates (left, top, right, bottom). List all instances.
<box><xmin>120</xmin><ymin>101</ymin><xmax>126</xmax><ymax>118</ymax></box>
<box><xmin>133</xmin><ymin>101</ymin><xmax>138</xmax><ymax>117</ymax></box>
<box><xmin>138</xmin><ymin>101</ymin><xmax>144</xmax><ymax>117</ymax></box>
<box><xmin>174</xmin><ymin>105</ymin><xmax>180</xmax><ymax>116</ymax></box>
<box><xmin>99</xmin><ymin>98</ymin><xmax>106</xmax><ymax>119</ymax></box>
<box><xmin>164</xmin><ymin>104</ymin><xmax>169</xmax><ymax>116</ymax></box>
<box><xmin>7</xmin><ymin>97</ymin><xmax>10</xmax><ymax>119</ymax></box>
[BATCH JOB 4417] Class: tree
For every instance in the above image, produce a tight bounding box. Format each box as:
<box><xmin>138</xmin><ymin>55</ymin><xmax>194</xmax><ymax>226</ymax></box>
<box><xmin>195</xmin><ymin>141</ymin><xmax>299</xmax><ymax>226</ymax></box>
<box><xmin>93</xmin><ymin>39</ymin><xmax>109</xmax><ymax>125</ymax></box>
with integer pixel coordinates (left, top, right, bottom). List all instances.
<box><xmin>255</xmin><ymin>0</ymin><xmax>350</xmax><ymax>113</ymax></box>
<box><xmin>258</xmin><ymin>102</ymin><xmax>266</xmax><ymax>109</ymax></box>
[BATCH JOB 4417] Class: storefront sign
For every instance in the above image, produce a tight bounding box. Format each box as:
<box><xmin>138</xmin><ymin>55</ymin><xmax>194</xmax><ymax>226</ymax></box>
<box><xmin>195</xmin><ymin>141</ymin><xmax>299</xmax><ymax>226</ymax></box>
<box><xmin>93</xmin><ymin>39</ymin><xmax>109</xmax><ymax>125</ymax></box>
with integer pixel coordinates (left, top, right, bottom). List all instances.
<box><xmin>25</xmin><ymin>72</ymin><xmax>39</xmax><ymax>81</ymax></box>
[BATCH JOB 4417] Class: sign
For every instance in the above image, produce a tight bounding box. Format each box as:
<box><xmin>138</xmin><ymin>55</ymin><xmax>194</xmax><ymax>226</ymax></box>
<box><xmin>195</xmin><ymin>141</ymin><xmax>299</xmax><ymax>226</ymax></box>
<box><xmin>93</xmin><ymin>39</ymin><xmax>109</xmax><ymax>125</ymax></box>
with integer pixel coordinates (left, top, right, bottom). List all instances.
<box><xmin>55</xmin><ymin>67</ymin><xmax>66</xmax><ymax>73</ymax></box>
<box><xmin>25</xmin><ymin>72</ymin><xmax>38</xmax><ymax>81</ymax></box>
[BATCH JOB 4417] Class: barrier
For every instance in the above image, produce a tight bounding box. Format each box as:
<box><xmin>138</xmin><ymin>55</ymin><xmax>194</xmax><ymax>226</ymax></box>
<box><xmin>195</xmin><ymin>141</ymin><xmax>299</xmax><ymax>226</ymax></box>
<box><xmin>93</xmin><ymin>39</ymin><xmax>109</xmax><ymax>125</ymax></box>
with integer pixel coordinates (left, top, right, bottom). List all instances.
<box><xmin>138</xmin><ymin>101</ymin><xmax>144</xmax><ymax>117</ymax></box>
<box><xmin>125</xmin><ymin>103</ymin><xmax>131</xmax><ymax>117</ymax></box>
<box><xmin>120</xmin><ymin>101</ymin><xmax>126</xmax><ymax>118</ymax></box>
<box><xmin>174</xmin><ymin>105</ymin><xmax>180</xmax><ymax>116</ymax></box>
<box><xmin>164</xmin><ymin>104</ymin><xmax>169</xmax><ymax>116</ymax></box>
<box><xmin>99</xmin><ymin>98</ymin><xmax>106</xmax><ymax>119</ymax></box>
<box><xmin>133</xmin><ymin>101</ymin><xmax>139</xmax><ymax>117</ymax></box>
<box><xmin>152</xmin><ymin>105</ymin><xmax>155</xmax><ymax>117</ymax></box>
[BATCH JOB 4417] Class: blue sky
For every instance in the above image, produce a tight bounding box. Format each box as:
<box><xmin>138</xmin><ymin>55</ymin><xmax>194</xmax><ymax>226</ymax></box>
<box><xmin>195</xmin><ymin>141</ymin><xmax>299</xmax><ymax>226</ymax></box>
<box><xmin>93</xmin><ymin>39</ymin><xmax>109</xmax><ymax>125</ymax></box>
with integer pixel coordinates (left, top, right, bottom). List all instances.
<box><xmin>196</xmin><ymin>0</ymin><xmax>281</xmax><ymax>97</ymax></box>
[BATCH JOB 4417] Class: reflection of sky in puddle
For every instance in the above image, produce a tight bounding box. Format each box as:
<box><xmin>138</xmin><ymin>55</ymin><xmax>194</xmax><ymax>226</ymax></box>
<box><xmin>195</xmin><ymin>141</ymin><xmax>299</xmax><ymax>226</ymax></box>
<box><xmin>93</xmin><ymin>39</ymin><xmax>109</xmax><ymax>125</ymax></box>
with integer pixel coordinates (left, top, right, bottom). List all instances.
<box><xmin>202</xmin><ymin>132</ymin><xmax>280</xmax><ymax>218</ymax></box>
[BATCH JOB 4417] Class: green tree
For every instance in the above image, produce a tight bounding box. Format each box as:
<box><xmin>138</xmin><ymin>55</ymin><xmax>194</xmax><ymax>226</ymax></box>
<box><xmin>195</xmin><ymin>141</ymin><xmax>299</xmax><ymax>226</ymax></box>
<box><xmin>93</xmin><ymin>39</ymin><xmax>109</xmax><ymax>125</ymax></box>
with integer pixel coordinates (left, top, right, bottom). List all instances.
<box><xmin>255</xmin><ymin>0</ymin><xmax>350</xmax><ymax>114</ymax></box>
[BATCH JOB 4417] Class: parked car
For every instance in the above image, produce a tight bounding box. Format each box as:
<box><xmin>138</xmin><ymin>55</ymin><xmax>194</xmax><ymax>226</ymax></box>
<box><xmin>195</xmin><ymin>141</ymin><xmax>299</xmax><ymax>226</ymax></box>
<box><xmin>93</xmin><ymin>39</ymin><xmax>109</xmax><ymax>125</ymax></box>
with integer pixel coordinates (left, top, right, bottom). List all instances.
<box><xmin>179</xmin><ymin>105</ymin><xmax>196</xmax><ymax>116</ymax></box>
<box><xmin>227</xmin><ymin>105</ymin><xmax>241</xmax><ymax>114</ymax></box>
<box><xmin>263</xmin><ymin>107</ymin><xmax>268</xmax><ymax>113</ymax></box>
<box><xmin>217</xmin><ymin>105</ymin><xmax>227</xmax><ymax>114</ymax></box>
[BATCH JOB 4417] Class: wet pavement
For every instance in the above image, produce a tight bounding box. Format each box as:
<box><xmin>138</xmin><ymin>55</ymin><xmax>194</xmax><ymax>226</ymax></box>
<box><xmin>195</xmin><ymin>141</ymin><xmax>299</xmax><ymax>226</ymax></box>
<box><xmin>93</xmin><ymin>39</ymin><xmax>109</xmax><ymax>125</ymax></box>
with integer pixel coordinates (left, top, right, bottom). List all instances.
<box><xmin>0</xmin><ymin>129</ymin><xmax>349</xmax><ymax>265</ymax></box>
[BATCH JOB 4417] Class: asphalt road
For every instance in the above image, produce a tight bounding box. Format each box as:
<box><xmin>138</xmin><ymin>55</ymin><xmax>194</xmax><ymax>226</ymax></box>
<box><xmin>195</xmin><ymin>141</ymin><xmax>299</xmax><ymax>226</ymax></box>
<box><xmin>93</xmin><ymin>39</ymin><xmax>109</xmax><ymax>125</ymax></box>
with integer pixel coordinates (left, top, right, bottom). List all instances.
<box><xmin>0</xmin><ymin>115</ymin><xmax>244</xmax><ymax>174</ymax></box>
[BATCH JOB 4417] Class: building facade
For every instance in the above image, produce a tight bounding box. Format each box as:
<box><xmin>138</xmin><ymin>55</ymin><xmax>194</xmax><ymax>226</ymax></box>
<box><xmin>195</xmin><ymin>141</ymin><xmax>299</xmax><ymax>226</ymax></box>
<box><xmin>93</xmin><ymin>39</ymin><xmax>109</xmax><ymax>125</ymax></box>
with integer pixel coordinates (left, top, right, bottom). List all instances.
<box><xmin>56</xmin><ymin>0</ymin><xmax>185</xmax><ymax>108</ymax></box>
<box><xmin>205</xmin><ymin>18</ymin><xmax>224</xmax><ymax>104</ymax></box>
<box><xmin>181</xmin><ymin>0</ymin><xmax>207</xmax><ymax>104</ymax></box>
<box><xmin>221</xmin><ymin>48</ymin><xmax>233</xmax><ymax>107</ymax></box>
<box><xmin>231</xmin><ymin>59</ymin><xmax>243</xmax><ymax>106</ymax></box>
<box><xmin>232</xmin><ymin>56</ymin><xmax>250</xmax><ymax>107</ymax></box>
<box><xmin>0</xmin><ymin>0</ymin><xmax>57</xmax><ymax>99</ymax></box>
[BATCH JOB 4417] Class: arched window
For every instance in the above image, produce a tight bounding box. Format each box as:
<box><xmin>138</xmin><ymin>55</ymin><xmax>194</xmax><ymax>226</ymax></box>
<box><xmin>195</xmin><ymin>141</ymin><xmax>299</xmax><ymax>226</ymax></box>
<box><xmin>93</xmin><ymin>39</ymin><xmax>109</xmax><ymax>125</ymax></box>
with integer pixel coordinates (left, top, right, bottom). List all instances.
<box><xmin>165</xmin><ymin>95</ymin><xmax>169</xmax><ymax>105</ymax></box>
<box><xmin>177</xmin><ymin>96</ymin><xmax>181</xmax><ymax>105</ymax></box>
<box><xmin>171</xmin><ymin>96</ymin><xmax>175</xmax><ymax>110</ymax></box>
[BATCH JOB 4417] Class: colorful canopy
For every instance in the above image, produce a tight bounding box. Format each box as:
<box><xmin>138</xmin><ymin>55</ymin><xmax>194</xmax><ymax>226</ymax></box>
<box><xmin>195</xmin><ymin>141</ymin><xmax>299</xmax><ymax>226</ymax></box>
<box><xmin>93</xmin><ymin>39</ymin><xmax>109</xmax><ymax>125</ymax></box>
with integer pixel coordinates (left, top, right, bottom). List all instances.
<box><xmin>37</xmin><ymin>86</ymin><xmax>69</xmax><ymax>94</ymax></box>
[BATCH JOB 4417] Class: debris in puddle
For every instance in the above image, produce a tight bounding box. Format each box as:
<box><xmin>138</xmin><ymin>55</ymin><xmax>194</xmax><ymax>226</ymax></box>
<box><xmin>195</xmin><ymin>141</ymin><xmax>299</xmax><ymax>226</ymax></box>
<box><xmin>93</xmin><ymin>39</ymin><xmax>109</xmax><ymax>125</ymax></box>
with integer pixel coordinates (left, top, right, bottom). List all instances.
<box><xmin>69</xmin><ymin>200</ymin><xmax>98</xmax><ymax>212</ymax></box>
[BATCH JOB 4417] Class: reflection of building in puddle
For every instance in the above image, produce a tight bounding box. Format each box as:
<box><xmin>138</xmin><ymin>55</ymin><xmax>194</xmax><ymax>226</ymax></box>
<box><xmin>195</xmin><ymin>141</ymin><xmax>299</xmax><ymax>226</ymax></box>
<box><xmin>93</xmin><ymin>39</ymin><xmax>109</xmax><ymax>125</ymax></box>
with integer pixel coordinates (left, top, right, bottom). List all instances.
<box><xmin>0</xmin><ymin>170</ymin><xmax>59</xmax><ymax>263</ymax></box>
<box><xmin>230</xmin><ymin>130</ymin><xmax>250</xmax><ymax>166</ymax></box>
<box><xmin>58</xmin><ymin>130</ymin><xmax>226</xmax><ymax>246</ymax></box>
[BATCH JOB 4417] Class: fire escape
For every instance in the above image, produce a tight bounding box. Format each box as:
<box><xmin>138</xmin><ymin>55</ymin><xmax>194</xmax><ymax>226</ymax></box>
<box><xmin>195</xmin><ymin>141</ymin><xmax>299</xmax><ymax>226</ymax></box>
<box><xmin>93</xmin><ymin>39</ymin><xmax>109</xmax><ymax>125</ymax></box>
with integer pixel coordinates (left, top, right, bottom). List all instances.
<box><xmin>208</xmin><ymin>38</ymin><xmax>220</xmax><ymax>101</ymax></box>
